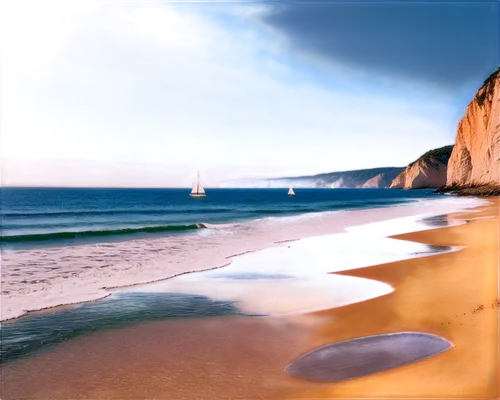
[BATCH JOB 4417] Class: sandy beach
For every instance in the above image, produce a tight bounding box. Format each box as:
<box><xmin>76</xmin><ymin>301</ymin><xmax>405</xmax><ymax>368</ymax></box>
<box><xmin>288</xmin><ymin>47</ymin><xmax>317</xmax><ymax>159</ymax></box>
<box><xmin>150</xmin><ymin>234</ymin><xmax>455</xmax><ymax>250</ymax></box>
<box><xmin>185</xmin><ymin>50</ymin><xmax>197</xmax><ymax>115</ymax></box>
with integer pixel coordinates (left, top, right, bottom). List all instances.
<box><xmin>1</xmin><ymin>197</ymin><xmax>483</xmax><ymax>321</ymax></box>
<box><xmin>3</xmin><ymin>0</ymin><xmax>500</xmax><ymax>398</ymax></box>
<box><xmin>1</xmin><ymin>198</ymin><xmax>498</xmax><ymax>399</ymax></box>
<box><xmin>293</xmin><ymin>198</ymin><xmax>499</xmax><ymax>398</ymax></box>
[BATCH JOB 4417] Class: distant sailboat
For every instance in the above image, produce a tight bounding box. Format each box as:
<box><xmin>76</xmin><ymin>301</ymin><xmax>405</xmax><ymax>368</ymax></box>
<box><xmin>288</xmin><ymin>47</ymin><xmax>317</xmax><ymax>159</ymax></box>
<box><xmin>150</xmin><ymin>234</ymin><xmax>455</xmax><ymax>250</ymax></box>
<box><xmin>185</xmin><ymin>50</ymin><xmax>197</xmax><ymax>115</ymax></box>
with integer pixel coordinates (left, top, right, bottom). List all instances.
<box><xmin>190</xmin><ymin>172</ymin><xmax>206</xmax><ymax>198</ymax></box>
<box><xmin>288</xmin><ymin>184</ymin><xmax>295</xmax><ymax>196</ymax></box>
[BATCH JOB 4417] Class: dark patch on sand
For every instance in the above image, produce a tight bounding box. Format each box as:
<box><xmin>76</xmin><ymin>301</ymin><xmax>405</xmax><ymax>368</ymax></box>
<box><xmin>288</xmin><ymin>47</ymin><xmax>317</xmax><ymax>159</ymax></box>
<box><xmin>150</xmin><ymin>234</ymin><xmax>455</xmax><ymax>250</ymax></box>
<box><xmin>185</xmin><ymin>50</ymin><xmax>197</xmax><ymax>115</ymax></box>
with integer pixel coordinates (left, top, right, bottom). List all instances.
<box><xmin>379</xmin><ymin>244</ymin><xmax>453</xmax><ymax>256</ymax></box>
<box><xmin>418</xmin><ymin>214</ymin><xmax>452</xmax><ymax>228</ymax></box>
<box><xmin>410</xmin><ymin>244</ymin><xmax>453</xmax><ymax>256</ymax></box>
<box><xmin>416</xmin><ymin>214</ymin><xmax>470</xmax><ymax>228</ymax></box>
<box><xmin>211</xmin><ymin>272</ymin><xmax>295</xmax><ymax>280</ymax></box>
<box><xmin>0</xmin><ymin>292</ymin><xmax>244</xmax><ymax>364</ymax></box>
<box><xmin>440</xmin><ymin>301</ymin><xmax>498</xmax><ymax>325</ymax></box>
<box><xmin>426</xmin><ymin>244</ymin><xmax>453</xmax><ymax>252</ymax></box>
<box><xmin>285</xmin><ymin>332</ymin><xmax>452</xmax><ymax>382</ymax></box>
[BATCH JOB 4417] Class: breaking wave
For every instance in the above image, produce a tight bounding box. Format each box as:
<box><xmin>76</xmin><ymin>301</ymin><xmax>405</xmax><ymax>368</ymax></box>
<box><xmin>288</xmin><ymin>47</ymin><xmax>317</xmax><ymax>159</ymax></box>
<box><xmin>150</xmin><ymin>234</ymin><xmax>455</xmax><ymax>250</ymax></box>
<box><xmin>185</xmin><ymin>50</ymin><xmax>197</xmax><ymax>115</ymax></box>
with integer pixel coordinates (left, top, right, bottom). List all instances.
<box><xmin>0</xmin><ymin>223</ymin><xmax>208</xmax><ymax>243</ymax></box>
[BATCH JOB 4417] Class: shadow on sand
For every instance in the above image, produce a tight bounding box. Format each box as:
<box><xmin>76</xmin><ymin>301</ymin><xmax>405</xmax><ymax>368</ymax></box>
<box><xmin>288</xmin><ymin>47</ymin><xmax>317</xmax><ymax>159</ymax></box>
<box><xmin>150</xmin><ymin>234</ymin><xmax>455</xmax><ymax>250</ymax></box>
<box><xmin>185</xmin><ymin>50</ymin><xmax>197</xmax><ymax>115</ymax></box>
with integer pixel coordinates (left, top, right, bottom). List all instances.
<box><xmin>285</xmin><ymin>332</ymin><xmax>453</xmax><ymax>382</ymax></box>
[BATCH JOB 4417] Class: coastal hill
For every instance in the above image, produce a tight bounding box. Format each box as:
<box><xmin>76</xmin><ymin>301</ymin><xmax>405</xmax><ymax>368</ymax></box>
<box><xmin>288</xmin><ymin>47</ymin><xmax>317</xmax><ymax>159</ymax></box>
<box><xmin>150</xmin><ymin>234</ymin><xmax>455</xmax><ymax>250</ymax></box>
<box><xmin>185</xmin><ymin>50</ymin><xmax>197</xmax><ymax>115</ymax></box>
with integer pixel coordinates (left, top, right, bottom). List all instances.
<box><xmin>444</xmin><ymin>68</ymin><xmax>500</xmax><ymax>194</ymax></box>
<box><xmin>389</xmin><ymin>145</ymin><xmax>454</xmax><ymax>189</ymax></box>
<box><xmin>223</xmin><ymin>69</ymin><xmax>500</xmax><ymax>193</ymax></box>
<box><xmin>221</xmin><ymin>167</ymin><xmax>405</xmax><ymax>188</ymax></box>
<box><xmin>362</xmin><ymin>172</ymin><xmax>398</xmax><ymax>188</ymax></box>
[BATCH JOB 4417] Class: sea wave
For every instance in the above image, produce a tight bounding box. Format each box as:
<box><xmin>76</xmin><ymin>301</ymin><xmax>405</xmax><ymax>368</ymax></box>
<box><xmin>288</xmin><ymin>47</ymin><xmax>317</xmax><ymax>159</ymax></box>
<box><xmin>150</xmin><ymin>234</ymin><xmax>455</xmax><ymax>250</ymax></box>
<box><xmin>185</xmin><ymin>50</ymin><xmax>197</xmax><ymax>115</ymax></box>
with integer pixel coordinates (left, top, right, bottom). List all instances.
<box><xmin>0</xmin><ymin>200</ymin><xmax>417</xmax><ymax>219</ymax></box>
<box><xmin>0</xmin><ymin>199</ymin><xmax>487</xmax><ymax>320</ymax></box>
<box><xmin>0</xmin><ymin>223</ymin><xmax>207</xmax><ymax>243</ymax></box>
<box><xmin>1</xmin><ymin>208</ymin><xmax>233</xmax><ymax>218</ymax></box>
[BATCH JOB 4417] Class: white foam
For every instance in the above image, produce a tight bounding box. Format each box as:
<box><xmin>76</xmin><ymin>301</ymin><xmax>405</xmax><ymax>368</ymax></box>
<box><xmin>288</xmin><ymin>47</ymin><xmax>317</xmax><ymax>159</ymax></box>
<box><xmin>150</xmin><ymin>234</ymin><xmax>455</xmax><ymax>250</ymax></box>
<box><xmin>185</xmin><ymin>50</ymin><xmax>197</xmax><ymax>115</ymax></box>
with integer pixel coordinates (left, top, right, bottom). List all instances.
<box><xmin>202</xmin><ymin>222</ymin><xmax>240</xmax><ymax>230</ymax></box>
<box><xmin>0</xmin><ymin>199</ymin><xmax>484</xmax><ymax>320</ymax></box>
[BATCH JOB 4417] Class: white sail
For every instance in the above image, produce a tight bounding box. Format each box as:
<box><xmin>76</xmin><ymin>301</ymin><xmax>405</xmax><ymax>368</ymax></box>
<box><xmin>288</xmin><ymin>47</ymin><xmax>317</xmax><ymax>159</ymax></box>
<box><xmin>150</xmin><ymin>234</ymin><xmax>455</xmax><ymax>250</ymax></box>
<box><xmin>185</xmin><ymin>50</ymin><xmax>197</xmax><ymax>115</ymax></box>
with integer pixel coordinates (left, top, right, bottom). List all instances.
<box><xmin>190</xmin><ymin>172</ymin><xmax>206</xmax><ymax>197</ymax></box>
<box><xmin>288</xmin><ymin>185</ymin><xmax>295</xmax><ymax>196</ymax></box>
<box><xmin>191</xmin><ymin>181</ymin><xmax>198</xmax><ymax>194</ymax></box>
<box><xmin>198</xmin><ymin>175</ymin><xmax>205</xmax><ymax>194</ymax></box>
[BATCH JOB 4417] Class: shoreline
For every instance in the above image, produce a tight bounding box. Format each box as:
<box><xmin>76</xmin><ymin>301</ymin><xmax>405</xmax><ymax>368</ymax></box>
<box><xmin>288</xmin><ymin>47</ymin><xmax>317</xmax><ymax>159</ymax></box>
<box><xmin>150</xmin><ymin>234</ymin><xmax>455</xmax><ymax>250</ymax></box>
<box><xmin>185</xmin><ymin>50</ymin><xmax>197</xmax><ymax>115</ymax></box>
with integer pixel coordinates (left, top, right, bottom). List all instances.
<box><xmin>435</xmin><ymin>184</ymin><xmax>500</xmax><ymax>196</ymax></box>
<box><xmin>272</xmin><ymin>244</ymin><xmax>466</xmax><ymax>318</ymax></box>
<box><xmin>0</xmin><ymin>199</ymin><xmax>484</xmax><ymax>323</ymax></box>
<box><xmin>291</xmin><ymin>199</ymin><xmax>499</xmax><ymax>398</ymax></box>
<box><xmin>1</xmin><ymin>198</ymin><xmax>497</xmax><ymax>399</ymax></box>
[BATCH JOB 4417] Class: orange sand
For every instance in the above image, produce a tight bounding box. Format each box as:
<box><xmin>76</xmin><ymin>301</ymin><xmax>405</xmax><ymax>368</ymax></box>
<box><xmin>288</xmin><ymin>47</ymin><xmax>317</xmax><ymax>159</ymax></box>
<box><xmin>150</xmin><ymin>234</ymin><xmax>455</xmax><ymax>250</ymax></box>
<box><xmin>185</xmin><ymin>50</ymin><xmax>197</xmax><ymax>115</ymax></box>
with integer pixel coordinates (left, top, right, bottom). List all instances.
<box><xmin>293</xmin><ymin>199</ymin><xmax>499</xmax><ymax>398</ymax></box>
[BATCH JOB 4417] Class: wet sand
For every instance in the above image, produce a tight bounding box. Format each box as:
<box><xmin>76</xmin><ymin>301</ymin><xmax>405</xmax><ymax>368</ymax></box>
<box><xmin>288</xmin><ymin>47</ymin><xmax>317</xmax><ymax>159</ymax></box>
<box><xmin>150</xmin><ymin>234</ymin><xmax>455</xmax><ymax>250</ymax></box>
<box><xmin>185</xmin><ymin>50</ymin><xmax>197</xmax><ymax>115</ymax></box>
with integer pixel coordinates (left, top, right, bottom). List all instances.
<box><xmin>296</xmin><ymin>199</ymin><xmax>499</xmax><ymax>398</ymax></box>
<box><xmin>1</xmin><ymin>199</ymin><xmax>498</xmax><ymax>399</ymax></box>
<box><xmin>1</xmin><ymin>315</ymin><xmax>320</xmax><ymax>399</ymax></box>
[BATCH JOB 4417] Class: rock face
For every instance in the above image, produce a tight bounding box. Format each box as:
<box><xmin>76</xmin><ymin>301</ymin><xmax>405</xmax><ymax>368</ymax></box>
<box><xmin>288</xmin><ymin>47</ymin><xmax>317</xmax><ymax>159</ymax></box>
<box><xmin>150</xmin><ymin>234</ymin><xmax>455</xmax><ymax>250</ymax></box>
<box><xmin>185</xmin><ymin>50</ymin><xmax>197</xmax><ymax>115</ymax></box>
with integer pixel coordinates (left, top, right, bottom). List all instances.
<box><xmin>362</xmin><ymin>173</ymin><xmax>395</xmax><ymax>188</ymax></box>
<box><xmin>389</xmin><ymin>146</ymin><xmax>454</xmax><ymax>189</ymax></box>
<box><xmin>389</xmin><ymin>171</ymin><xmax>406</xmax><ymax>189</ymax></box>
<box><xmin>446</xmin><ymin>68</ymin><xmax>500</xmax><ymax>188</ymax></box>
<box><xmin>436</xmin><ymin>185</ymin><xmax>500</xmax><ymax>196</ymax></box>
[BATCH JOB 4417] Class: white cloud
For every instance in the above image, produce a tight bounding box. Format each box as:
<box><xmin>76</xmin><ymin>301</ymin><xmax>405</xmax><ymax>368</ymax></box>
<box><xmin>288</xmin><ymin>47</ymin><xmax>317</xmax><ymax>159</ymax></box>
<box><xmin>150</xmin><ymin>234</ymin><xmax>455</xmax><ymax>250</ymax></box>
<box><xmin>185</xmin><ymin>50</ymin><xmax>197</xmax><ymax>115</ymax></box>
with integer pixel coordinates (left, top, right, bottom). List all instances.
<box><xmin>1</xmin><ymin>6</ymin><xmax>446</xmax><ymax>186</ymax></box>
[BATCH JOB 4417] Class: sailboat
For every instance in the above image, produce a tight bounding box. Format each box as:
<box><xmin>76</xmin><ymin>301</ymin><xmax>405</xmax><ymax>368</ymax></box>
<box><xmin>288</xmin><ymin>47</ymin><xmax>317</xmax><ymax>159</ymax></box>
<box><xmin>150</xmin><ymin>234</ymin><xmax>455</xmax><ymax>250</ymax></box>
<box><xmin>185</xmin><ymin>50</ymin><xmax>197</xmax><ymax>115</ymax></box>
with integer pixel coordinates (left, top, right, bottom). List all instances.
<box><xmin>288</xmin><ymin>184</ymin><xmax>295</xmax><ymax>196</ymax></box>
<box><xmin>190</xmin><ymin>172</ymin><xmax>206</xmax><ymax>198</ymax></box>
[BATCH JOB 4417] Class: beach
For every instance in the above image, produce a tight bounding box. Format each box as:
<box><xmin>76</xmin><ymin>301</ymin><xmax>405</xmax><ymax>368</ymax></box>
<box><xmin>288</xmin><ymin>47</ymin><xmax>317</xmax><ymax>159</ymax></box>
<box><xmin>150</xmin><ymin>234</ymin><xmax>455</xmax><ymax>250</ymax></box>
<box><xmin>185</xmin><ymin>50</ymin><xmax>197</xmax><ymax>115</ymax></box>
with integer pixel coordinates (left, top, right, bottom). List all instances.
<box><xmin>3</xmin><ymin>0</ymin><xmax>500</xmax><ymax>398</ymax></box>
<box><xmin>296</xmin><ymin>198</ymin><xmax>499</xmax><ymax>398</ymax></box>
<box><xmin>0</xmin><ymin>195</ymin><xmax>485</xmax><ymax>321</ymax></box>
<box><xmin>1</xmin><ymin>196</ymin><xmax>498</xmax><ymax>399</ymax></box>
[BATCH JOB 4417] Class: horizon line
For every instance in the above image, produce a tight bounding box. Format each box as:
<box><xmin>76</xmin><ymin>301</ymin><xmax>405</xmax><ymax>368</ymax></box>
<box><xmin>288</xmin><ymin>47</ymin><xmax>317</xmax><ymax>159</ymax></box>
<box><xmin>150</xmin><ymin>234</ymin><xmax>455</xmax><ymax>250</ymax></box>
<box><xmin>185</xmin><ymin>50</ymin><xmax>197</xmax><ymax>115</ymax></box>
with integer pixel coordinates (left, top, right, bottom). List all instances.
<box><xmin>0</xmin><ymin>185</ymin><xmax>386</xmax><ymax>190</ymax></box>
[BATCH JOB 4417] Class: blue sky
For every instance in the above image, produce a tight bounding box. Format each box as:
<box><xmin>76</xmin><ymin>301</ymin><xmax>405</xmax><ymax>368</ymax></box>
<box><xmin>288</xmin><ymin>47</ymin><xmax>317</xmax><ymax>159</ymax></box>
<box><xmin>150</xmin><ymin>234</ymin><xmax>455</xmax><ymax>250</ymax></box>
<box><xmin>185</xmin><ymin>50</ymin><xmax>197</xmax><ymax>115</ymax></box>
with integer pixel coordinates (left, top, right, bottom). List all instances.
<box><xmin>1</xmin><ymin>0</ymin><xmax>498</xmax><ymax>187</ymax></box>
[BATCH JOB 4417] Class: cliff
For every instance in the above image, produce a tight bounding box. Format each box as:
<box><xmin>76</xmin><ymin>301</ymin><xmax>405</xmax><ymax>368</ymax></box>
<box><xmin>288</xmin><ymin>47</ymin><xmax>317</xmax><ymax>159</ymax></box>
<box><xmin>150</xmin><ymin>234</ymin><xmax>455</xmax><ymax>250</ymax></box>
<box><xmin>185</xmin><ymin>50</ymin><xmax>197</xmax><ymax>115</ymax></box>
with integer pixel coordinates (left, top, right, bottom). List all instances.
<box><xmin>362</xmin><ymin>173</ymin><xmax>397</xmax><ymax>188</ymax></box>
<box><xmin>389</xmin><ymin>146</ymin><xmax>454</xmax><ymax>189</ymax></box>
<box><xmin>446</xmin><ymin>68</ymin><xmax>500</xmax><ymax>189</ymax></box>
<box><xmin>222</xmin><ymin>167</ymin><xmax>405</xmax><ymax>188</ymax></box>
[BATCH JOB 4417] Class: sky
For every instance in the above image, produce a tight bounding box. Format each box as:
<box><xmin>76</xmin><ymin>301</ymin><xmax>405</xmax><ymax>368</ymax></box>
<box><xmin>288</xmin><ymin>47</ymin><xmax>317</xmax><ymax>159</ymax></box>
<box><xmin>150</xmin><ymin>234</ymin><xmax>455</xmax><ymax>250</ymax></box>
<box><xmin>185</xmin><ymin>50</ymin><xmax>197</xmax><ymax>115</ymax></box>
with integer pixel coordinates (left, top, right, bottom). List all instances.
<box><xmin>1</xmin><ymin>0</ymin><xmax>498</xmax><ymax>187</ymax></box>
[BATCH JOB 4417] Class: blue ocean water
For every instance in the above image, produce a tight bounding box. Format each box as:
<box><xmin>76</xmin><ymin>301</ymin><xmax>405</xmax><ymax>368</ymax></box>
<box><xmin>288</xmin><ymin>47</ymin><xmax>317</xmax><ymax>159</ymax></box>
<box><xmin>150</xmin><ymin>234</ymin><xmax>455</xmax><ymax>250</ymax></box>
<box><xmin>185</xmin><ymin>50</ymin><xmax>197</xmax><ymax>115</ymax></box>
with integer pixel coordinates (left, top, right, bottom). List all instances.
<box><xmin>0</xmin><ymin>187</ymin><xmax>440</xmax><ymax>248</ymax></box>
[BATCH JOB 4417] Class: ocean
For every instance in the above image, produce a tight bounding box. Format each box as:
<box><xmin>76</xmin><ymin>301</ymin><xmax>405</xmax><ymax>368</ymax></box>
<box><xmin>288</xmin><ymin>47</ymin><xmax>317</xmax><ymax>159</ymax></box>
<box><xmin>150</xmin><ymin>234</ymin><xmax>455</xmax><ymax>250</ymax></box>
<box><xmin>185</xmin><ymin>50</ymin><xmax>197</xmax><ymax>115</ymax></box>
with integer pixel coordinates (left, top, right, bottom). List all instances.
<box><xmin>0</xmin><ymin>187</ymin><xmax>441</xmax><ymax>249</ymax></box>
<box><xmin>0</xmin><ymin>188</ymin><xmax>477</xmax><ymax>320</ymax></box>
<box><xmin>0</xmin><ymin>186</ymin><xmax>486</xmax><ymax>365</ymax></box>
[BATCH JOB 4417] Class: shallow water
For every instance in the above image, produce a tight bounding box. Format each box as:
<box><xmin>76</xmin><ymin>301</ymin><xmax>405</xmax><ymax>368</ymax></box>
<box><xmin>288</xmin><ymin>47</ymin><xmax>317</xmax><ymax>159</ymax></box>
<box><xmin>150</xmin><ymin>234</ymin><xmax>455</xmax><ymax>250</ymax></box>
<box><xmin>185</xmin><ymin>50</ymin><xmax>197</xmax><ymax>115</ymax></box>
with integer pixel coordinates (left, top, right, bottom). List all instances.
<box><xmin>115</xmin><ymin>212</ymin><xmax>457</xmax><ymax>316</ymax></box>
<box><xmin>0</xmin><ymin>292</ymin><xmax>244</xmax><ymax>363</ymax></box>
<box><xmin>285</xmin><ymin>332</ymin><xmax>453</xmax><ymax>382</ymax></box>
<box><xmin>1</xmin><ymin>198</ymin><xmax>494</xmax><ymax>400</ymax></box>
<box><xmin>0</xmin><ymin>210</ymin><xmax>459</xmax><ymax>364</ymax></box>
<box><xmin>3</xmin><ymin>197</ymin><xmax>484</xmax><ymax>323</ymax></box>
